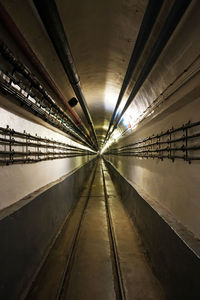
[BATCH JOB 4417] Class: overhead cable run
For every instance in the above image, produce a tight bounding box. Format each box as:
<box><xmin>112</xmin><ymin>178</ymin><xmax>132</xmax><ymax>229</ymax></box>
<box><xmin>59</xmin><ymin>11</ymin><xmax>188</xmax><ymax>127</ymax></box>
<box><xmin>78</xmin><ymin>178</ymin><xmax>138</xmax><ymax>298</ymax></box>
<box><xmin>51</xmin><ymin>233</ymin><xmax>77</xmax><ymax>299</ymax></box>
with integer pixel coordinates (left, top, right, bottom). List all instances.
<box><xmin>0</xmin><ymin>126</ymin><xmax>94</xmax><ymax>166</ymax></box>
<box><xmin>105</xmin><ymin>0</ymin><xmax>192</xmax><ymax>143</ymax></box>
<box><xmin>0</xmin><ymin>2</ymin><xmax>88</xmax><ymax>135</ymax></box>
<box><xmin>33</xmin><ymin>0</ymin><xmax>98</xmax><ymax>151</ymax></box>
<box><xmin>0</xmin><ymin>41</ymin><xmax>93</xmax><ymax>148</ymax></box>
<box><xmin>104</xmin><ymin>0</ymin><xmax>164</xmax><ymax>144</ymax></box>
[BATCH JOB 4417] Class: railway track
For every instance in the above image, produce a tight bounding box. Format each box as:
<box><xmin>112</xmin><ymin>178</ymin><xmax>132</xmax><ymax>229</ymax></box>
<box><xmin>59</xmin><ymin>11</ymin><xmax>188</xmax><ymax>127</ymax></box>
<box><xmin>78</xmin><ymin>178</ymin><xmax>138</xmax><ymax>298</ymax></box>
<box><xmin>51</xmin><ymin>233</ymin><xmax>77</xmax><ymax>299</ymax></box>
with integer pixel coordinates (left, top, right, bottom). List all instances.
<box><xmin>102</xmin><ymin>163</ymin><xmax>126</xmax><ymax>300</ymax></box>
<box><xmin>26</xmin><ymin>158</ymin><xmax>165</xmax><ymax>300</ymax></box>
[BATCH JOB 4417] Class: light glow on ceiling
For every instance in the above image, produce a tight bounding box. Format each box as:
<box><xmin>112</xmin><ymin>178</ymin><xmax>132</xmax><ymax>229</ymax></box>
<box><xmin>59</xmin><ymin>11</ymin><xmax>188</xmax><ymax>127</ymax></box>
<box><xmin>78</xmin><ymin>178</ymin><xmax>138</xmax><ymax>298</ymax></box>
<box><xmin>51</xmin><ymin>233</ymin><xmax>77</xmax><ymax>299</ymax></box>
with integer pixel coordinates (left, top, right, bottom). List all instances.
<box><xmin>100</xmin><ymin>128</ymin><xmax>122</xmax><ymax>154</ymax></box>
<box><xmin>103</xmin><ymin>84</ymin><xmax>119</xmax><ymax>112</ymax></box>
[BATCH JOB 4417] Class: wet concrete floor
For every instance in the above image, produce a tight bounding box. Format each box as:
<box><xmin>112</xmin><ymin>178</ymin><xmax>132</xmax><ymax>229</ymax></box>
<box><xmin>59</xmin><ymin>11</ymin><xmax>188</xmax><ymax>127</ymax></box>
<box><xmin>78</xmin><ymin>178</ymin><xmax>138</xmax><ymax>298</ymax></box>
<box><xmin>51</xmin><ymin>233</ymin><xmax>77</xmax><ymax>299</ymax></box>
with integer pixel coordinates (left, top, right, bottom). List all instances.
<box><xmin>27</xmin><ymin>159</ymin><xmax>166</xmax><ymax>300</ymax></box>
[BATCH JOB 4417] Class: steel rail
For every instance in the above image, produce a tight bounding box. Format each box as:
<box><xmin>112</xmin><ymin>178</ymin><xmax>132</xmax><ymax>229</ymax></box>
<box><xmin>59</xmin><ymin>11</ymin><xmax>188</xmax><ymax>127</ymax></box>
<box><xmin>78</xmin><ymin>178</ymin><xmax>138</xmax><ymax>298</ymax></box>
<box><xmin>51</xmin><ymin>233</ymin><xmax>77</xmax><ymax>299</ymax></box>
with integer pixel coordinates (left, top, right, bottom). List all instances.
<box><xmin>114</xmin><ymin>133</ymin><xmax>200</xmax><ymax>151</ymax></box>
<box><xmin>0</xmin><ymin>151</ymin><xmax>91</xmax><ymax>155</ymax></box>
<box><xmin>56</xmin><ymin>163</ymin><xmax>98</xmax><ymax>300</ymax></box>
<box><xmin>102</xmin><ymin>165</ymin><xmax>126</xmax><ymax>300</ymax></box>
<box><xmin>0</xmin><ymin>153</ymin><xmax>93</xmax><ymax>166</ymax></box>
<box><xmin>105</xmin><ymin>153</ymin><xmax>200</xmax><ymax>162</ymax></box>
<box><xmin>111</xmin><ymin>120</ymin><xmax>200</xmax><ymax>151</ymax></box>
<box><xmin>0</xmin><ymin>125</ymin><xmax>92</xmax><ymax>149</ymax></box>
<box><xmin>0</xmin><ymin>135</ymin><xmax>90</xmax><ymax>151</ymax></box>
<box><xmin>0</xmin><ymin>126</ymin><xmax>92</xmax><ymax>156</ymax></box>
<box><xmin>111</xmin><ymin>145</ymin><xmax>200</xmax><ymax>154</ymax></box>
<box><xmin>0</xmin><ymin>139</ymin><xmax>88</xmax><ymax>151</ymax></box>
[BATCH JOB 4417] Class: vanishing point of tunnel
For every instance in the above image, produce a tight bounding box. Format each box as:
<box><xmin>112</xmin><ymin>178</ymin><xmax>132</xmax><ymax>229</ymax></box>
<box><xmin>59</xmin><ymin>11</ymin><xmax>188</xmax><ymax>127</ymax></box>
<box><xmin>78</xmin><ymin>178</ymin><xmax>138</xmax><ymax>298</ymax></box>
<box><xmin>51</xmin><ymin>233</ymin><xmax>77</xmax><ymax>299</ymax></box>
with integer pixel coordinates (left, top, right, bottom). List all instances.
<box><xmin>0</xmin><ymin>0</ymin><xmax>200</xmax><ymax>299</ymax></box>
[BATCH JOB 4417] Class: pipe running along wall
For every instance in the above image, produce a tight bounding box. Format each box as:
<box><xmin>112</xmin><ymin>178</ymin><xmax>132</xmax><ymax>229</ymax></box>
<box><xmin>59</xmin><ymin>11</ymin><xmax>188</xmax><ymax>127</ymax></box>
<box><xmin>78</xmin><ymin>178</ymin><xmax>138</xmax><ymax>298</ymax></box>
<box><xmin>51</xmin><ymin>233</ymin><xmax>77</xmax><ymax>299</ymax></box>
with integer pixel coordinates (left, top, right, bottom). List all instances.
<box><xmin>33</xmin><ymin>0</ymin><xmax>98</xmax><ymax>150</ymax></box>
<box><xmin>104</xmin><ymin>0</ymin><xmax>164</xmax><ymax>143</ymax></box>
<box><xmin>105</xmin><ymin>0</ymin><xmax>192</xmax><ymax>143</ymax></box>
<box><xmin>0</xmin><ymin>40</ymin><xmax>94</xmax><ymax>148</ymax></box>
<box><xmin>0</xmin><ymin>2</ymin><xmax>89</xmax><ymax>135</ymax></box>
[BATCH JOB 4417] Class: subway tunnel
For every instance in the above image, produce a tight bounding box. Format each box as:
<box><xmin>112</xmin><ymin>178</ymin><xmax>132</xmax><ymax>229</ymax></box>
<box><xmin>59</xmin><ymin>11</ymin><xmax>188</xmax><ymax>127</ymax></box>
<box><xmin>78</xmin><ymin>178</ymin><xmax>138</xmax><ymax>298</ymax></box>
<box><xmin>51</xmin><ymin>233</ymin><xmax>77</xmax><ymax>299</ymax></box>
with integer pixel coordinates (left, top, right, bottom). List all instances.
<box><xmin>0</xmin><ymin>0</ymin><xmax>200</xmax><ymax>299</ymax></box>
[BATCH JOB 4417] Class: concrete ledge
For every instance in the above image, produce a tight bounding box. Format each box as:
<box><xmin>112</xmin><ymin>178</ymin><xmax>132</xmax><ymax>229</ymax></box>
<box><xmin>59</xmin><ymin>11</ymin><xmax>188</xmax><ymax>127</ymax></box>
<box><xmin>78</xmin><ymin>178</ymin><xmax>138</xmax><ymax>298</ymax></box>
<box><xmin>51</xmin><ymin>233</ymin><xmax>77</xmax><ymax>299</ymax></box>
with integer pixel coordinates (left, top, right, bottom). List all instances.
<box><xmin>105</xmin><ymin>159</ymin><xmax>200</xmax><ymax>300</ymax></box>
<box><xmin>0</xmin><ymin>158</ymin><xmax>96</xmax><ymax>300</ymax></box>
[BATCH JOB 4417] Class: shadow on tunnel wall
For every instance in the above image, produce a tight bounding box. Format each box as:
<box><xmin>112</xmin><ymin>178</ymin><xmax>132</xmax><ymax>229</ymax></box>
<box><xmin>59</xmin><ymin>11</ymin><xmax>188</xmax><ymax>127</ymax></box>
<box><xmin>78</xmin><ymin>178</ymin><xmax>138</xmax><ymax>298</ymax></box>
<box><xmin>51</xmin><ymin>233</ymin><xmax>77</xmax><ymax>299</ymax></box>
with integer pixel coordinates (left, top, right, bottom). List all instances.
<box><xmin>0</xmin><ymin>157</ymin><xmax>96</xmax><ymax>300</ymax></box>
<box><xmin>104</xmin><ymin>158</ymin><xmax>200</xmax><ymax>300</ymax></box>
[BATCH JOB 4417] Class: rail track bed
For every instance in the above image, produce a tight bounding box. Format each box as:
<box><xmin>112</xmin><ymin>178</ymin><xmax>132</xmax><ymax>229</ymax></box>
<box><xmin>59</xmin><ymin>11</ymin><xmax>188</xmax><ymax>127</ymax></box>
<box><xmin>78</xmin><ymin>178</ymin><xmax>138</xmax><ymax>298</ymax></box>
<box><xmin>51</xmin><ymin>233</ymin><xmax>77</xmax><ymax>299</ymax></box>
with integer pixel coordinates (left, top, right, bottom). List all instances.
<box><xmin>26</xmin><ymin>158</ymin><xmax>165</xmax><ymax>300</ymax></box>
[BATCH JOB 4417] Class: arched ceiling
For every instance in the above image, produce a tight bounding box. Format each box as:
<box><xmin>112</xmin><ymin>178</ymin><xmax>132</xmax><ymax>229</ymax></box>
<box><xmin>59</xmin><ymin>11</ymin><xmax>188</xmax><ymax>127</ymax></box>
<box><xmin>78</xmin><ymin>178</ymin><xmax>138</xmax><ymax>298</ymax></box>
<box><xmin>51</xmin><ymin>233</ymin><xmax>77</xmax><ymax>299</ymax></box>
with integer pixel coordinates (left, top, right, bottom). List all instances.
<box><xmin>0</xmin><ymin>0</ymin><xmax>199</xmax><ymax>151</ymax></box>
<box><xmin>56</xmin><ymin>0</ymin><xmax>147</xmax><ymax>127</ymax></box>
<box><xmin>0</xmin><ymin>0</ymin><xmax>147</xmax><ymax>144</ymax></box>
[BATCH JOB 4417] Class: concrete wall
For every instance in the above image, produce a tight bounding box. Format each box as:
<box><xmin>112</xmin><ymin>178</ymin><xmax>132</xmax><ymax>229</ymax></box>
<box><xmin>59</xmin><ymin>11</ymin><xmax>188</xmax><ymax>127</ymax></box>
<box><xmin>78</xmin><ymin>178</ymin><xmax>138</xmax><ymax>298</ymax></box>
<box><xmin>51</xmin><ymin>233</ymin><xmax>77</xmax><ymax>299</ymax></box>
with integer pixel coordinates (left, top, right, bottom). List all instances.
<box><xmin>105</xmin><ymin>159</ymin><xmax>200</xmax><ymax>300</ymax></box>
<box><xmin>0</xmin><ymin>106</ymin><xmax>93</xmax><ymax>211</ymax></box>
<box><xmin>0</xmin><ymin>157</ymin><xmax>96</xmax><ymax>300</ymax></box>
<box><xmin>0</xmin><ymin>105</ymin><xmax>96</xmax><ymax>299</ymax></box>
<box><xmin>106</xmin><ymin>93</ymin><xmax>200</xmax><ymax>239</ymax></box>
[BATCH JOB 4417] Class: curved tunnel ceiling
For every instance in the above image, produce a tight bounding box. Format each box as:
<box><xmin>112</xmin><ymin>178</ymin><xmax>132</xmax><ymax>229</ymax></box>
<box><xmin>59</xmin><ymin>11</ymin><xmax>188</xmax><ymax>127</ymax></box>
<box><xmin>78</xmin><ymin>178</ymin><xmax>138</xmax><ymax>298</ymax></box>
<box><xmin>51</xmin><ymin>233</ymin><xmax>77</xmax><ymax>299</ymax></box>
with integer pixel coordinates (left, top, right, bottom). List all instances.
<box><xmin>56</xmin><ymin>0</ymin><xmax>147</xmax><ymax>130</ymax></box>
<box><xmin>0</xmin><ymin>0</ymin><xmax>147</xmax><ymax>144</ymax></box>
<box><xmin>0</xmin><ymin>0</ymin><xmax>198</xmax><ymax>150</ymax></box>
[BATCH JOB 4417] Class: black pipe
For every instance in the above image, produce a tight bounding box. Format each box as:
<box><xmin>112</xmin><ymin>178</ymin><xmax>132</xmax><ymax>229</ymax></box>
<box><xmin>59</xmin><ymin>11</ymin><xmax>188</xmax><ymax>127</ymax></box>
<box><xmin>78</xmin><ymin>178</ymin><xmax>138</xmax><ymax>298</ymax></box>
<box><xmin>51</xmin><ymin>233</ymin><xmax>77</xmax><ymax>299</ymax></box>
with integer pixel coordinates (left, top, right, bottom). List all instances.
<box><xmin>33</xmin><ymin>0</ymin><xmax>98</xmax><ymax>150</ymax></box>
<box><xmin>0</xmin><ymin>125</ymin><xmax>89</xmax><ymax>145</ymax></box>
<box><xmin>104</xmin><ymin>0</ymin><xmax>164</xmax><ymax>143</ymax></box>
<box><xmin>0</xmin><ymin>79</ymin><xmax>92</xmax><ymax>148</ymax></box>
<box><xmin>0</xmin><ymin>126</ymin><xmax>93</xmax><ymax>153</ymax></box>
<box><xmin>106</xmin><ymin>118</ymin><xmax>200</xmax><ymax>163</ymax></box>
<box><xmin>0</xmin><ymin>41</ymin><xmax>94</xmax><ymax>148</ymax></box>
<box><xmin>0</xmin><ymin>153</ymin><xmax>93</xmax><ymax>166</ymax></box>
<box><xmin>108</xmin><ymin>0</ymin><xmax>192</xmax><ymax>138</ymax></box>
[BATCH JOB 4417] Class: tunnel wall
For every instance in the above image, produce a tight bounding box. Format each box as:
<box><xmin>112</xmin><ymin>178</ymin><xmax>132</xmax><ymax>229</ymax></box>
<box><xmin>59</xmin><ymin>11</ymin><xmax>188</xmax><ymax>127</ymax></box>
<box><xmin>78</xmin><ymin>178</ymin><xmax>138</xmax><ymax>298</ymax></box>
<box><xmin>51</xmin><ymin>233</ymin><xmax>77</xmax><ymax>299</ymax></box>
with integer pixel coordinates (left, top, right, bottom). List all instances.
<box><xmin>104</xmin><ymin>88</ymin><xmax>200</xmax><ymax>299</ymax></box>
<box><xmin>105</xmin><ymin>158</ymin><xmax>200</xmax><ymax>300</ymax></box>
<box><xmin>0</xmin><ymin>156</ymin><xmax>96</xmax><ymax>300</ymax></box>
<box><xmin>106</xmin><ymin>92</ymin><xmax>200</xmax><ymax>240</ymax></box>
<box><xmin>0</xmin><ymin>106</ymin><xmax>93</xmax><ymax>211</ymax></box>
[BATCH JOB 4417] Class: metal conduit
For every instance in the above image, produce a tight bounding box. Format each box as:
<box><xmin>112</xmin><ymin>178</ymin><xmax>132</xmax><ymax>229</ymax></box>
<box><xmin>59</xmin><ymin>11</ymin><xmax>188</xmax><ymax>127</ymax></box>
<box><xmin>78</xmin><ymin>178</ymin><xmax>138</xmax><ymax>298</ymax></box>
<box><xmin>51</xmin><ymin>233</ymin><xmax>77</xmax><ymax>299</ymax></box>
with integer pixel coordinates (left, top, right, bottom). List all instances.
<box><xmin>107</xmin><ymin>0</ymin><xmax>192</xmax><ymax>140</ymax></box>
<box><xmin>0</xmin><ymin>41</ymin><xmax>94</xmax><ymax>148</ymax></box>
<box><xmin>106</xmin><ymin>120</ymin><xmax>200</xmax><ymax>163</ymax></box>
<box><xmin>0</xmin><ymin>125</ymin><xmax>93</xmax><ymax>166</ymax></box>
<box><xmin>104</xmin><ymin>0</ymin><xmax>164</xmax><ymax>143</ymax></box>
<box><xmin>33</xmin><ymin>0</ymin><xmax>98</xmax><ymax>151</ymax></box>
<box><xmin>0</xmin><ymin>3</ymin><xmax>85</xmax><ymax>130</ymax></box>
<box><xmin>0</xmin><ymin>79</ymin><xmax>90</xmax><ymax>147</ymax></box>
<box><xmin>0</xmin><ymin>3</ymin><xmax>94</xmax><ymax>148</ymax></box>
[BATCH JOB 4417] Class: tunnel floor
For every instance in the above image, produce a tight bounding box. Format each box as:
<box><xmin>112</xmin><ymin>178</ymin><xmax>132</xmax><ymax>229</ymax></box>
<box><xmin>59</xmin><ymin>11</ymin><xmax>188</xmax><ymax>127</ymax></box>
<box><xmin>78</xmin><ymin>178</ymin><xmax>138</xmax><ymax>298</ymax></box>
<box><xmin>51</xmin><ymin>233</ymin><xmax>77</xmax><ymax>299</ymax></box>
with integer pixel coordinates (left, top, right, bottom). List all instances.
<box><xmin>26</xmin><ymin>158</ymin><xmax>166</xmax><ymax>300</ymax></box>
